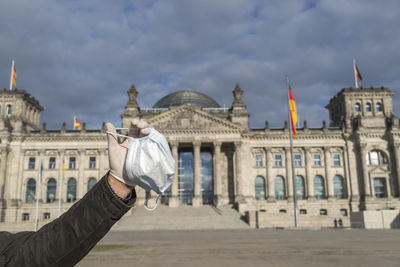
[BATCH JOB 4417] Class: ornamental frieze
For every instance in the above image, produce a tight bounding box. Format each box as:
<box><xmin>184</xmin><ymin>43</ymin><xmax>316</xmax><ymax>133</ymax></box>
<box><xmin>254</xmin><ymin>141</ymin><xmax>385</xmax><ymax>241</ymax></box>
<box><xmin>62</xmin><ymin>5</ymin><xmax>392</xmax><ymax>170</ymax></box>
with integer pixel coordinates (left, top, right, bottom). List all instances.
<box><xmin>148</xmin><ymin>106</ymin><xmax>242</xmax><ymax>132</ymax></box>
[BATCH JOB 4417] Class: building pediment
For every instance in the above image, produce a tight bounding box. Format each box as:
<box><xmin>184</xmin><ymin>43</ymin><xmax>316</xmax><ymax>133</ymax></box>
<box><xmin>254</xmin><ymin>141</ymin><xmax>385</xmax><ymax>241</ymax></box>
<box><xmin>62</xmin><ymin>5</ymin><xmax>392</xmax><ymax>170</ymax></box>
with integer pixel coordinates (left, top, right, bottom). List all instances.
<box><xmin>368</xmin><ymin>166</ymin><xmax>389</xmax><ymax>175</ymax></box>
<box><xmin>147</xmin><ymin>105</ymin><xmax>242</xmax><ymax>134</ymax></box>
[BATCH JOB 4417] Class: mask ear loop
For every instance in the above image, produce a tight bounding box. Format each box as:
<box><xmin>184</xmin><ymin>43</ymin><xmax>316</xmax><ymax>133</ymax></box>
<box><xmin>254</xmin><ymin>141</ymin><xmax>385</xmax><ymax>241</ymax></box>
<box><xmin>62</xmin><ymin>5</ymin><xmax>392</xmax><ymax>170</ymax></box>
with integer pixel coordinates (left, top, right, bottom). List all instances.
<box><xmin>144</xmin><ymin>191</ymin><xmax>161</xmax><ymax>211</ymax></box>
<box><xmin>105</xmin><ymin>131</ymin><xmax>130</xmax><ymax>139</ymax></box>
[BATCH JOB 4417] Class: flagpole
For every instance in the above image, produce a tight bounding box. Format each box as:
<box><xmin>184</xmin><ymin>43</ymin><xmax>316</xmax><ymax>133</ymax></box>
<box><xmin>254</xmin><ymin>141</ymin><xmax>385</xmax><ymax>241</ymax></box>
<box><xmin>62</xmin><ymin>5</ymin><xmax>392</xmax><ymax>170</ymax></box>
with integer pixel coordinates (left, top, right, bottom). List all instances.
<box><xmin>286</xmin><ymin>75</ymin><xmax>299</xmax><ymax>228</ymax></box>
<box><xmin>34</xmin><ymin>158</ymin><xmax>42</xmax><ymax>231</ymax></box>
<box><xmin>9</xmin><ymin>60</ymin><xmax>14</xmax><ymax>90</ymax></box>
<box><xmin>73</xmin><ymin>116</ymin><xmax>76</xmax><ymax>130</ymax></box>
<box><xmin>353</xmin><ymin>58</ymin><xmax>359</xmax><ymax>89</ymax></box>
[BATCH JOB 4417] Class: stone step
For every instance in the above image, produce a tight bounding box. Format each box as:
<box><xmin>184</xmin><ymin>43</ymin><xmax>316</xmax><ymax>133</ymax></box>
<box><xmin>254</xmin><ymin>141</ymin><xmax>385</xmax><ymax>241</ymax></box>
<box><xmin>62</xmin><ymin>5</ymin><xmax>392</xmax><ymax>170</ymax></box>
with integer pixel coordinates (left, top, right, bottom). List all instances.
<box><xmin>113</xmin><ymin>204</ymin><xmax>250</xmax><ymax>231</ymax></box>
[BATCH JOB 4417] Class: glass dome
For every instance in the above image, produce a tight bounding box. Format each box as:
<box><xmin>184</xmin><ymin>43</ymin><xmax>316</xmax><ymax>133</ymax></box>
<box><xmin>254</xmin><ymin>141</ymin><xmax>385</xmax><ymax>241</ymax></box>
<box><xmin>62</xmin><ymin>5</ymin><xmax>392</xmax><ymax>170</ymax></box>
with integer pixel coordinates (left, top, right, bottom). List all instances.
<box><xmin>153</xmin><ymin>90</ymin><xmax>220</xmax><ymax>108</ymax></box>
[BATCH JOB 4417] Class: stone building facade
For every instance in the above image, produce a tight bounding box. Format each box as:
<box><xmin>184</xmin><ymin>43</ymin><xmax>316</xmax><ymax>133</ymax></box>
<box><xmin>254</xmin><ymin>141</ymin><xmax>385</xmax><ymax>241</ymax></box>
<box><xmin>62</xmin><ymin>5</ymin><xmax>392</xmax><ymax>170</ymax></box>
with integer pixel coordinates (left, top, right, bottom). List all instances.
<box><xmin>0</xmin><ymin>83</ymin><xmax>399</xmax><ymax>228</ymax></box>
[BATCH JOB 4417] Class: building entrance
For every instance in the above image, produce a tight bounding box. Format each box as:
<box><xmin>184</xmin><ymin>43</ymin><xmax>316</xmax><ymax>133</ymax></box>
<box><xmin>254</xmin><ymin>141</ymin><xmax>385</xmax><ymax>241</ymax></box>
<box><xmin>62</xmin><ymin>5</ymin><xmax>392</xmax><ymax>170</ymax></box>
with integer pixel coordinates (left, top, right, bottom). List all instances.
<box><xmin>178</xmin><ymin>149</ymin><xmax>194</xmax><ymax>205</ymax></box>
<box><xmin>201</xmin><ymin>148</ymin><xmax>213</xmax><ymax>204</ymax></box>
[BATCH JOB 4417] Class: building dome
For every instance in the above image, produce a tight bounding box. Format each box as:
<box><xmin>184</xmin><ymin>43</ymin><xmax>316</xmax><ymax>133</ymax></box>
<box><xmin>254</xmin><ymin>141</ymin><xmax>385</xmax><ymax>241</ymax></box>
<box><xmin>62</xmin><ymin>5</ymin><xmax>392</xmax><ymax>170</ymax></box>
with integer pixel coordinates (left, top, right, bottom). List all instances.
<box><xmin>153</xmin><ymin>90</ymin><xmax>221</xmax><ymax>108</ymax></box>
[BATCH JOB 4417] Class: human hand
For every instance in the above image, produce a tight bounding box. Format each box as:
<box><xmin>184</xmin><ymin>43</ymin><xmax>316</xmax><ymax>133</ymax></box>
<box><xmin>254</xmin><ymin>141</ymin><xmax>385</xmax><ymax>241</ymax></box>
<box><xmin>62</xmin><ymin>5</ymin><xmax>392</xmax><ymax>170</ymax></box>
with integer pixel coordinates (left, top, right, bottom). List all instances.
<box><xmin>106</xmin><ymin>120</ymin><xmax>151</xmax><ymax>187</ymax></box>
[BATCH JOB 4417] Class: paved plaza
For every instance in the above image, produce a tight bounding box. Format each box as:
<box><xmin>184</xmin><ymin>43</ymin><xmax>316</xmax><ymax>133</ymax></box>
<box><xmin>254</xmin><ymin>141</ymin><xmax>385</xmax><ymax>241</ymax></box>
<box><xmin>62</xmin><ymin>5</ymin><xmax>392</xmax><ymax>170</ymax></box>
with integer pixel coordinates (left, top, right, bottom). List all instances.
<box><xmin>78</xmin><ymin>229</ymin><xmax>400</xmax><ymax>267</ymax></box>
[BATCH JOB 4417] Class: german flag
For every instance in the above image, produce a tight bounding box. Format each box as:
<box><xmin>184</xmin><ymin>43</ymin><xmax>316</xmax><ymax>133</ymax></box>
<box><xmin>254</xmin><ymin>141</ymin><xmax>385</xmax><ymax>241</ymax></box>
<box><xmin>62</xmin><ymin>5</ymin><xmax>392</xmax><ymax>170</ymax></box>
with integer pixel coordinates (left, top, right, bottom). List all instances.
<box><xmin>288</xmin><ymin>86</ymin><xmax>298</xmax><ymax>139</ymax></box>
<box><xmin>12</xmin><ymin>65</ymin><xmax>16</xmax><ymax>87</ymax></box>
<box><xmin>354</xmin><ymin>63</ymin><xmax>362</xmax><ymax>85</ymax></box>
<box><xmin>74</xmin><ymin>118</ymin><xmax>82</xmax><ymax>131</ymax></box>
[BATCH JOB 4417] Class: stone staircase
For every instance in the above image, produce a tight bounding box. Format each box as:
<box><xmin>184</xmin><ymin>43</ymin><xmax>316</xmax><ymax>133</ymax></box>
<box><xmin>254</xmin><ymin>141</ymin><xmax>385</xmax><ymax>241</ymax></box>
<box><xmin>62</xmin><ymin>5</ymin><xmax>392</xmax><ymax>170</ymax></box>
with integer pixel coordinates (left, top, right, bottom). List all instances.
<box><xmin>0</xmin><ymin>205</ymin><xmax>250</xmax><ymax>232</ymax></box>
<box><xmin>113</xmin><ymin>204</ymin><xmax>250</xmax><ymax>231</ymax></box>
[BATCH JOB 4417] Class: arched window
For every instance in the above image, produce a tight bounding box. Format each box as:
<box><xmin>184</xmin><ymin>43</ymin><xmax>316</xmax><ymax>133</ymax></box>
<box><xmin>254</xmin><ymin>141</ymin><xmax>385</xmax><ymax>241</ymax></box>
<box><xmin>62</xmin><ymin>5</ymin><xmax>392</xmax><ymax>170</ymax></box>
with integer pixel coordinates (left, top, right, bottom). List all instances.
<box><xmin>366</xmin><ymin>103</ymin><xmax>372</xmax><ymax>112</ymax></box>
<box><xmin>25</xmin><ymin>178</ymin><xmax>36</xmax><ymax>203</ymax></box>
<box><xmin>87</xmin><ymin>178</ymin><xmax>97</xmax><ymax>192</ymax></box>
<box><xmin>295</xmin><ymin>176</ymin><xmax>306</xmax><ymax>200</ymax></box>
<box><xmin>355</xmin><ymin>103</ymin><xmax>361</xmax><ymax>112</ymax></box>
<box><xmin>46</xmin><ymin>178</ymin><xmax>56</xmax><ymax>203</ymax></box>
<box><xmin>6</xmin><ymin>104</ymin><xmax>12</xmax><ymax>115</ymax></box>
<box><xmin>333</xmin><ymin>175</ymin><xmax>346</xmax><ymax>199</ymax></box>
<box><xmin>67</xmin><ymin>178</ymin><xmax>77</xmax><ymax>203</ymax></box>
<box><xmin>366</xmin><ymin>150</ymin><xmax>387</xmax><ymax>165</ymax></box>
<box><xmin>255</xmin><ymin>176</ymin><xmax>266</xmax><ymax>200</ymax></box>
<box><xmin>376</xmin><ymin>102</ymin><xmax>382</xmax><ymax>112</ymax></box>
<box><xmin>313</xmin><ymin>175</ymin><xmax>325</xmax><ymax>199</ymax></box>
<box><xmin>373</xmin><ymin>178</ymin><xmax>387</xmax><ymax>198</ymax></box>
<box><xmin>274</xmin><ymin>176</ymin><xmax>286</xmax><ymax>200</ymax></box>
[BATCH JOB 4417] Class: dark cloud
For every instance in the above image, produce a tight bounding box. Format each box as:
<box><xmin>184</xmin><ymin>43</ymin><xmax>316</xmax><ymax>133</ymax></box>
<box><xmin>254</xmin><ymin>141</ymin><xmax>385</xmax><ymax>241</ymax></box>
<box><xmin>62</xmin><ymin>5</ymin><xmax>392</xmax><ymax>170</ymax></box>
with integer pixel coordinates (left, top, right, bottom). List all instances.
<box><xmin>0</xmin><ymin>0</ymin><xmax>399</xmax><ymax>129</ymax></box>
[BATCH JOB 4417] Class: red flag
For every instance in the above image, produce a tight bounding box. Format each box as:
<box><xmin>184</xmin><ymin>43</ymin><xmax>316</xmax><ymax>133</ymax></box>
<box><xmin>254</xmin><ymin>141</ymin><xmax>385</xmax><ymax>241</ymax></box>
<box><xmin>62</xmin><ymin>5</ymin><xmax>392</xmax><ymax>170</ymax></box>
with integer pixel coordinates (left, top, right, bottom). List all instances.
<box><xmin>288</xmin><ymin>87</ymin><xmax>298</xmax><ymax>139</ymax></box>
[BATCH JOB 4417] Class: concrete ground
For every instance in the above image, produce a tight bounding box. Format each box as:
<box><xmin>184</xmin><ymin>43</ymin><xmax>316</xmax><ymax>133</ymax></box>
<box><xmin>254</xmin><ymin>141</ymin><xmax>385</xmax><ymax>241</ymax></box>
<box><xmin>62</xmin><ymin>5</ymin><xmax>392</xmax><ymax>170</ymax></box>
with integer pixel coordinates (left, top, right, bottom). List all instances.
<box><xmin>77</xmin><ymin>229</ymin><xmax>400</xmax><ymax>267</ymax></box>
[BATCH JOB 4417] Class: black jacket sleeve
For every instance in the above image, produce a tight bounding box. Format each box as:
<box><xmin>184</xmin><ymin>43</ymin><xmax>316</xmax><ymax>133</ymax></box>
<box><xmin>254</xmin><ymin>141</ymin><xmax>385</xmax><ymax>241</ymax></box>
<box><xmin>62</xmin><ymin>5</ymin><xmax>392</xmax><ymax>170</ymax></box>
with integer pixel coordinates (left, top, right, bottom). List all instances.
<box><xmin>0</xmin><ymin>174</ymin><xmax>136</xmax><ymax>267</ymax></box>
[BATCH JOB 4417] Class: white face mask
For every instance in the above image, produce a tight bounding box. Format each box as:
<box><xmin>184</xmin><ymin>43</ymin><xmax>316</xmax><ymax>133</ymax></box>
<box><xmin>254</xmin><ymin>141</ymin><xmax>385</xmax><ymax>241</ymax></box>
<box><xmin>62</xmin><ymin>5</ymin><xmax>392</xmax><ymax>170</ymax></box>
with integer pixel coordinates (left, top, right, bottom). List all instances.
<box><xmin>107</xmin><ymin>128</ymin><xmax>175</xmax><ymax>211</ymax></box>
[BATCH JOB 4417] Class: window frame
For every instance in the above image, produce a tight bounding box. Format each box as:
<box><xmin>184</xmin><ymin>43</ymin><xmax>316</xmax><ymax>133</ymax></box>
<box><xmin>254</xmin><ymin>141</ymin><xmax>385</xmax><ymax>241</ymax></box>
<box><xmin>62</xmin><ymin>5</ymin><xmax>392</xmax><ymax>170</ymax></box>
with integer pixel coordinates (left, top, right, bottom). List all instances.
<box><xmin>49</xmin><ymin>157</ymin><xmax>56</xmax><ymax>169</ymax></box>
<box><xmin>333</xmin><ymin>175</ymin><xmax>346</xmax><ymax>199</ymax></box>
<box><xmin>294</xmin><ymin>154</ymin><xmax>302</xmax><ymax>167</ymax></box>
<box><xmin>6</xmin><ymin>104</ymin><xmax>12</xmax><ymax>115</ymax></box>
<box><xmin>254</xmin><ymin>176</ymin><xmax>266</xmax><ymax>201</ymax></box>
<box><xmin>313</xmin><ymin>154</ymin><xmax>321</xmax><ymax>166</ymax></box>
<box><xmin>25</xmin><ymin>178</ymin><xmax>36</xmax><ymax>204</ymax></box>
<box><xmin>366</xmin><ymin>102</ymin><xmax>372</xmax><ymax>112</ymax></box>
<box><xmin>255</xmin><ymin>155</ymin><xmax>263</xmax><ymax>167</ymax></box>
<box><xmin>313</xmin><ymin>175</ymin><xmax>326</xmax><ymax>200</ymax></box>
<box><xmin>274</xmin><ymin>176</ymin><xmax>286</xmax><ymax>200</ymax></box>
<box><xmin>89</xmin><ymin>157</ymin><xmax>96</xmax><ymax>169</ymax></box>
<box><xmin>373</xmin><ymin>178</ymin><xmax>387</xmax><ymax>198</ymax></box>
<box><xmin>333</xmin><ymin>154</ymin><xmax>341</xmax><ymax>166</ymax></box>
<box><xmin>66</xmin><ymin>178</ymin><xmax>77</xmax><ymax>203</ymax></box>
<box><xmin>46</xmin><ymin>178</ymin><xmax>57</xmax><ymax>203</ymax></box>
<box><xmin>355</xmin><ymin>103</ymin><xmax>361</xmax><ymax>112</ymax></box>
<box><xmin>295</xmin><ymin>175</ymin><xmax>306</xmax><ymax>200</ymax></box>
<box><xmin>69</xmin><ymin>156</ymin><xmax>76</xmax><ymax>169</ymax></box>
<box><xmin>28</xmin><ymin>157</ymin><xmax>36</xmax><ymax>169</ymax></box>
<box><xmin>274</xmin><ymin>154</ymin><xmax>282</xmax><ymax>167</ymax></box>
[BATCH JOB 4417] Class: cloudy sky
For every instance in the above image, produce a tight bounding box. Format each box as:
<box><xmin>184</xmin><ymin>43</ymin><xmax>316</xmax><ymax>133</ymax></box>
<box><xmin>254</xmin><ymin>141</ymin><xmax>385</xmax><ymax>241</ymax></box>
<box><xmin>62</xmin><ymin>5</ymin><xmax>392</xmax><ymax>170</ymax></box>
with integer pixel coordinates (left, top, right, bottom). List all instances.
<box><xmin>0</xmin><ymin>0</ymin><xmax>399</xmax><ymax>130</ymax></box>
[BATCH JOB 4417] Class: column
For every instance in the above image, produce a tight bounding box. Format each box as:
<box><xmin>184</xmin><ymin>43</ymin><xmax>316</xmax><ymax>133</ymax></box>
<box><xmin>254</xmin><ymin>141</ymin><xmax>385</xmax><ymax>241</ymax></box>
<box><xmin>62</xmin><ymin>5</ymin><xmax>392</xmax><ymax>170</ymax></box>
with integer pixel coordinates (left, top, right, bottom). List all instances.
<box><xmin>305</xmin><ymin>148</ymin><xmax>314</xmax><ymax>199</ymax></box>
<box><xmin>394</xmin><ymin>144</ymin><xmax>400</xmax><ymax>198</ymax></box>
<box><xmin>99</xmin><ymin>148</ymin><xmax>106</xmax><ymax>178</ymax></box>
<box><xmin>265</xmin><ymin>148</ymin><xmax>274</xmax><ymax>200</ymax></box>
<box><xmin>285</xmin><ymin>147</ymin><xmax>293</xmax><ymax>199</ymax></box>
<box><xmin>192</xmin><ymin>141</ymin><xmax>202</xmax><ymax>207</ymax></box>
<box><xmin>0</xmin><ymin>147</ymin><xmax>9</xmax><ymax>201</ymax></box>
<box><xmin>169</xmin><ymin>142</ymin><xmax>179</xmax><ymax>207</ymax></box>
<box><xmin>360</xmin><ymin>144</ymin><xmax>371</xmax><ymax>198</ymax></box>
<box><xmin>213</xmin><ymin>141</ymin><xmax>222</xmax><ymax>206</ymax></box>
<box><xmin>78</xmin><ymin>149</ymin><xmax>85</xmax><ymax>198</ymax></box>
<box><xmin>58</xmin><ymin>150</ymin><xmax>65</xmax><ymax>204</ymax></box>
<box><xmin>234</xmin><ymin>141</ymin><xmax>244</xmax><ymax>202</ymax></box>
<box><xmin>324</xmin><ymin>147</ymin><xmax>334</xmax><ymax>199</ymax></box>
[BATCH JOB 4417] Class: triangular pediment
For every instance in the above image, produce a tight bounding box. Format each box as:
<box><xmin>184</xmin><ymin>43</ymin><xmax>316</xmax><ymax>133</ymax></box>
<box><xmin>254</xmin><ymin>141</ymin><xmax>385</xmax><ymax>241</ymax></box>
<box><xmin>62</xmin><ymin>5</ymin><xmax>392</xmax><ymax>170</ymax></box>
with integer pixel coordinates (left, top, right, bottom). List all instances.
<box><xmin>146</xmin><ymin>105</ymin><xmax>242</xmax><ymax>133</ymax></box>
<box><xmin>369</xmin><ymin>166</ymin><xmax>389</xmax><ymax>175</ymax></box>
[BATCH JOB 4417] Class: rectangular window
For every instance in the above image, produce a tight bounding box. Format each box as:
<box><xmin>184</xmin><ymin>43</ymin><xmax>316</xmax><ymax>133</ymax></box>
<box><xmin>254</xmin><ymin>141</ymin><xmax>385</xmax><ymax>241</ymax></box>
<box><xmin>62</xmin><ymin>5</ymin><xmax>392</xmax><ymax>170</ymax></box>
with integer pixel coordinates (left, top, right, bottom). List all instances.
<box><xmin>49</xmin><ymin>157</ymin><xmax>56</xmax><ymax>169</ymax></box>
<box><xmin>333</xmin><ymin>154</ymin><xmax>341</xmax><ymax>166</ymax></box>
<box><xmin>320</xmin><ymin>209</ymin><xmax>328</xmax><ymax>216</ymax></box>
<box><xmin>340</xmin><ymin>209</ymin><xmax>348</xmax><ymax>216</ymax></box>
<box><xmin>374</xmin><ymin>178</ymin><xmax>387</xmax><ymax>198</ymax></box>
<box><xmin>255</xmin><ymin>155</ymin><xmax>263</xmax><ymax>167</ymax></box>
<box><xmin>69</xmin><ymin>157</ymin><xmax>76</xmax><ymax>169</ymax></box>
<box><xmin>28</xmin><ymin>157</ymin><xmax>36</xmax><ymax>169</ymax></box>
<box><xmin>89</xmin><ymin>157</ymin><xmax>96</xmax><ymax>169</ymax></box>
<box><xmin>294</xmin><ymin>155</ymin><xmax>301</xmax><ymax>167</ymax></box>
<box><xmin>314</xmin><ymin>155</ymin><xmax>321</xmax><ymax>166</ymax></box>
<box><xmin>43</xmin><ymin>213</ymin><xmax>51</xmax><ymax>219</ymax></box>
<box><xmin>22</xmin><ymin>213</ymin><xmax>29</xmax><ymax>221</ymax></box>
<box><xmin>300</xmin><ymin>209</ymin><xmax>307</xmax><ymax>214</ymax></box>
<box><xmin>275</xmin><ymin>155</ymin><xmax>282</xmax><ymax>167</ymax></box>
